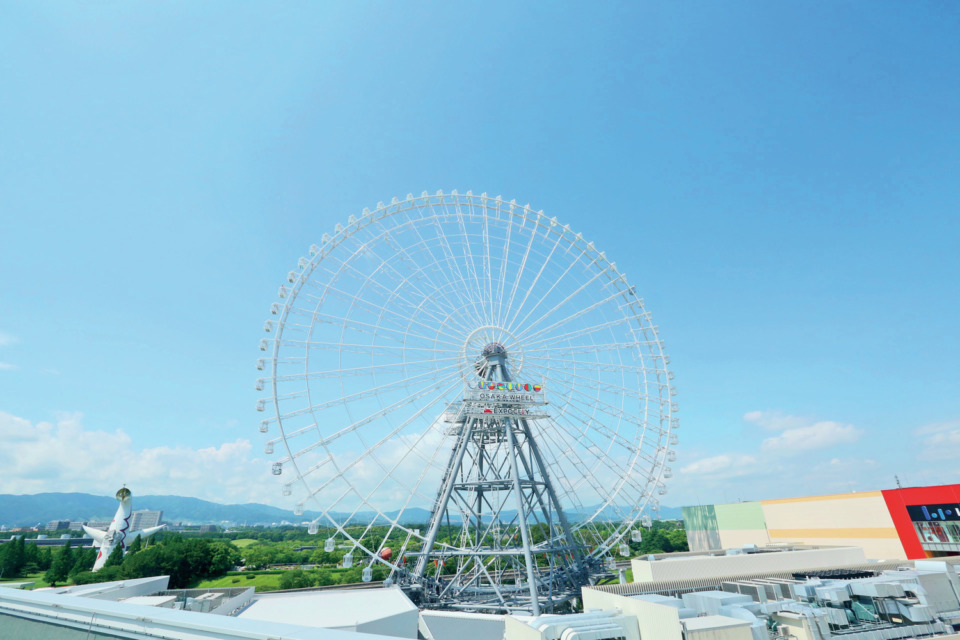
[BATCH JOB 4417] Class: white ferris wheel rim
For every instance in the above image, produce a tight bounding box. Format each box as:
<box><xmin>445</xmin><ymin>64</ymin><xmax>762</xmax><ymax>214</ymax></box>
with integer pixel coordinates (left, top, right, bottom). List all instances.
<box><xmin>257</xmin><ymin>190</ymin><xmax>677</xmax><ymax>572</ymax></box>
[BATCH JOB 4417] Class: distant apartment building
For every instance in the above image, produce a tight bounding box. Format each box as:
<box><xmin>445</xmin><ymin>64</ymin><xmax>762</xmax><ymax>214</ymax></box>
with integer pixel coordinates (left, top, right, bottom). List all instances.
<box><xmin>130</xmin><ymin>510</ymin><xmax>163</xmax><ymax>532</ymax></box>
<box><xmin>45</xmin><ymin>520</ymin><xmax>70</xmax><ymax>532</ymax></box>
<box><xmin>199</xmin><ymin>524</ymin><xmax>218</xmax><ymax>534</ymax></box>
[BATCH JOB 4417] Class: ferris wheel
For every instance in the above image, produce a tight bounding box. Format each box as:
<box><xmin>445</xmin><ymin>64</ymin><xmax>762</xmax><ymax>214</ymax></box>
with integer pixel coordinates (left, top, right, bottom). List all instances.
<box><xmin>256</xmin><ymin>190</ymin><xmax>677</xmax><ymax>613</ymax></box>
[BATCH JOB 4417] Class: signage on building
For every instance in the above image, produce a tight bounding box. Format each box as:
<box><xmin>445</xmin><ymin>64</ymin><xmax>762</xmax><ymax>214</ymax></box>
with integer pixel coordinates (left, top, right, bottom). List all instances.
<box><xmin>906</xmin><ymin>503</ymin><xmax>960</xmax><ymax>522</ymax></box>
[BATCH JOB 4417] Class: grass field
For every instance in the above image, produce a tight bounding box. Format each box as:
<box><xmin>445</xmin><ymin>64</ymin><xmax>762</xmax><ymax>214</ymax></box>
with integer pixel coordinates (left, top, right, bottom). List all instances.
<box><xmin>193</xmin><ymin>571</ymin><xmax>283</xmax><ymax>591</ymax></box>
<box><xmin>231</xmin><ymin>538</ymin><xmax>258</xmax><ymax>548</ymax></box>
<box><xmin>0</xmin><ymin>572</ymin><xmax>52</xmax><ymax>589</ymax></box>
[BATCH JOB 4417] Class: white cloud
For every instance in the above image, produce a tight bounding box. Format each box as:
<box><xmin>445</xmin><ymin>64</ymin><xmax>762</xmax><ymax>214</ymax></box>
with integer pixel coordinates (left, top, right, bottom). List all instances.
<box><xmin>665</xmin><ymin>411</ymin><xmax>873</xmax><ymax>505</ymax></box>
<box><xmin>914</xmin><ymin>420</ymin><xmax>960</xmax><ymax>437</ymax></box>
<box><xmin>760</xmin><ymin>420</ymin><xmax>862</xmax><ymax>453</ymax></box>
<box><xmin>680</xmin><ymin>454</ymin><xmax>759</xmax><ymax>477</ymax></box>
<box><xmin>0</xmin><ymin>411</ymin><xmax>279</xmax><ymax>505</ymax></box>
<box><xmin>0</xmin><ymin>362</ymin><xmax>17</xmax><ymax>371</ymax></box>
<box><xmin>917</xmin><ymin>423</ymin><xmax>960</xmax><ymax>460</ymax></box>
<box><xmin>743</xmin><ymin>410</ymin><xmax>812</xmax><ymax>431</ymax></box>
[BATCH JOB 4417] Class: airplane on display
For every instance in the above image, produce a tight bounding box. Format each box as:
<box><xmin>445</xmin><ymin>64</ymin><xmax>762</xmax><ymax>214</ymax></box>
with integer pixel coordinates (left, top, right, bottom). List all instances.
<box><xmin>83</xmin><ymin>487</ymin><xmax>166</xmax><ymax>571</ymax></box>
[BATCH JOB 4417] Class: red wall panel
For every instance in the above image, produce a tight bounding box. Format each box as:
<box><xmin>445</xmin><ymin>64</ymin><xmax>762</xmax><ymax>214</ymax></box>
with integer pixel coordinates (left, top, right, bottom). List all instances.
<box><xmin>882</xmin><ymin>484</ymin><xmax>960</xmax><ymax>559</ymax></box>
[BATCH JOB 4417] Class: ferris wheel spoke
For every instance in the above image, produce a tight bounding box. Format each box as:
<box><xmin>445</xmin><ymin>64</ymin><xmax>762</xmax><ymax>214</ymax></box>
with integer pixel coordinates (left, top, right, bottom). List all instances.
<box><xmin>300</xmin><ymin>280</ymin><xmax>459</xmax><ymax>344</ymax></box>
<box><xmin>429</xmin><ymin>215</ymin><xmax>488</xmax><ymax>324</ymax></box>
<box><xmin>520</xmin><ymin>316</ymin><xmax>634</xmax><ymax>352</ymax></box>
<box><xmin>532</xmin><ymin>369</ymin><xmax>643</xmax><ymax>404</ymax></box>
<box><xmin>534</xmin><ymin>364</ymin><xmax>643</xmax><ymax>406</ymax></box>
<box><xmin>479</xmin><ymin>203</ymin><xmax>496</xmax><ymax>330</ymax></box>
<box><xmin>329</xmin><ymin>423</ymin><xmax>451</xmax><ymax>549</ymax></box>
<box><xmin>550</xmin><ymin>414</ymin><xmax>651</xmax><ymax>508</ymax></box>
<box><xmin>532</xmin><ymin>342</ymin><xmax>646</xmax><ymax>359</ymax></box>
<box><xmin>372</xmin><ymin>226</ymin><xmax>479</xmax><ymax>328</ymax></box>
<box><xmin>452</xmin><ymin>202</ymin><xmax>494</xmax><ymax>326</ymax></box>
<box><xmin>500</xmin><ymin>214</ymin><xmax>543</xmax><ymax>333</ymax></box>
<box><xmin>284</xmin><ymin>340</ymin><xmax>458</xmax><ymax>356</ymax></box>
<box><xmin>280</xmin><ymin>364</ymin><xmax>462</xmax><ymax>428</ymax></box>
<box><xmin>510</xmin><ymin>254</ymin><xmax>610</xmax><ymax>339</ymax></box>
<box><xmin>554</xmin><ymin>407</ymin><xmax>661</xmax><ymax>477</ymax></box>
<box><xmin>302</xmin><ymin>378</ymin><xmax>464</xmax><ymax>504</ymax></box>
<box><xmin>274</xmin><ymin>356</ymin><xmax>461</xmax><ymax>383</ymax></box>
<box><xmin>503</xmin><ymin>227</ymin><xmax>565</xmax><ymax>331</ymax></box>
<box><xmin>534</xmin><ymin>419</ymin><xmax>631</xmax><ymax>524</ymax></box>
<box><xmin>398</xmin><ymin>216</ymin><xmax>489</xmax><ymax>327</ymax></box>
<box><xmin>290</xmin><ymin>307</ymin><xmax>463</xmax><ymax>350</ymax></box>
<box><xmin>545</xmin><ymin>388</ymin><xmax>648</xmax><ymax>459</ymax></box>
<box><xmin>507</xmin><ymin>238</ymin><xmax>589</xmax><ymax>333</ymax></box>
<box><xmin>340</xmin><ymin>226</ymin><xmax>476</xmax><ymax>323</ymax></box>
<box><xmin>492</xmin><ymin>200</ymin><xmax>514</xmax><ymax>328</ymax></box>
<box><xmin>354</xmin><ymin>421</ymin><xmax>456</xmax><ymax>558</ymax></box>
<box><xmin>539</xmin><ymin>375</ymin><xmax>635</xmax><ymax>453</ymax></box>
<box><xmin>280</xmin><ymin>370</ymin><xmax>461</xmax><ymax>452</ymax></box>
<box><xmin>297</xmin><ymin>455</ymin><xmax>334</xmax><ymax>479</ymax></box>
<box><xmin>319</xmin><ymin>253</ymin><xmax>456</xmax><ymax>331</ymax></box>
<box><xmin>526</xmin><ymin>357</ymin><xmax>657</xmax><ymax>376</ymax></box>
<box><xmin>514</xmin><ymin>285</ymin><xmax>628</xmax><ymax>346</ymax></box>
<box><xmin>544</xmin><ymin>418</ymin><xmax>630</xmax><ymax>519</ymax></box>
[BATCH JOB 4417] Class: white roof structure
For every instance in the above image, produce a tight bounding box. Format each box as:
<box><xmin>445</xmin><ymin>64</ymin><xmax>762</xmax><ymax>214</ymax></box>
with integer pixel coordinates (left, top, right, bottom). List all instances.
<box><xmin>420</xmin><ymin>609</ymin><xmax>507</xmax><ymax>640</ymax></box>
<box><xmin>0</xmin><ymin>581</ymin><xmax>35</xmax><ymax>590</ymax></box>
<box><xmin>0</xmin><ymin>587</ymin><xmax>398</xmax><ymax>640</ymax></box>
<box><xmin>41</xmin><ymin>575</ymin><xmax>170</xmax><ymax>600</ymax></box>
<box><xmin>631</xmin><ymin>546</ymin><xmax>868</xmax><ymax>583</ymax></box>
<box><xmin>121</xmin><ymin>595</ymin><xmax>178</xmax><ymax>608</ymax></box>
<box><xmin>682</xmin><ymin>615</ymin><xmax>753</xmax><ymax>631</ymax></box>
<box><xmin>237</xmin><ymin>586</ymin><xmax>419</xmax><ymax>638</ymax></box>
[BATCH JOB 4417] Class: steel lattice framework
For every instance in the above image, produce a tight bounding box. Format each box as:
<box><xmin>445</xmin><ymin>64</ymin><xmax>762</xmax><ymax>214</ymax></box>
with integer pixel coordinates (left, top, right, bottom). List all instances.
<box><xmin>257</xmin><ymin>190</ymin><xmax>678</xmax><ymax>613</ymax></box>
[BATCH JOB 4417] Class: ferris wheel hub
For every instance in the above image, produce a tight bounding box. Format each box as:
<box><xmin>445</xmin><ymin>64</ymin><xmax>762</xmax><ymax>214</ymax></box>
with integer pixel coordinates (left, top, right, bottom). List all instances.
<box><xmin>460</xmin><ymin>325</ymin><xmax>525</xmax><ymax>383</ymax></box>
<box><xmin>481</xmin><ymin>342</ymin><xmax>507</xmax><ymax>358</ymax></box>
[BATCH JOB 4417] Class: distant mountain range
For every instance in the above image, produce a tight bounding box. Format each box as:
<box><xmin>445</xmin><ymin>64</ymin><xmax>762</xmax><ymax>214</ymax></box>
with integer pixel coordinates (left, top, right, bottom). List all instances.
<box><xmin>0</xmin><ymin>492</ymin><xmax>682</xmax><ymax>528</ymax></box>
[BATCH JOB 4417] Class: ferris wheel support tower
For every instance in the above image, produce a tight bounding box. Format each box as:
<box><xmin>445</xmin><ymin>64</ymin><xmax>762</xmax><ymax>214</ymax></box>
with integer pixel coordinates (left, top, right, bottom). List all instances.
<box><xmin>407</xmin><ymin>342</ymin><xmax>591</xmax><ymax>613</ymax></box>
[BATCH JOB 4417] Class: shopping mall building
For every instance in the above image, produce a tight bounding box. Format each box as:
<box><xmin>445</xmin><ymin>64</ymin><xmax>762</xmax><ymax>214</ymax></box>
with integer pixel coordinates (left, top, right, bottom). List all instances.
<box><xmin>682</xmin><ymin>483</ymin><xmax>960</xmax><ymax>560</ymax></box>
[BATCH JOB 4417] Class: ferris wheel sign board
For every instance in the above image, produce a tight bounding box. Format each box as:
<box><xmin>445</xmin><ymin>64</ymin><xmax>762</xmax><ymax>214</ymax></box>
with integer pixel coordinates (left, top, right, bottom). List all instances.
<box><xmin>462</xmin><ymin>406</ymin><xmax>550</xmax><ymax>418</ymax></box>
<box><xmin>463</xmin><ymin>391</ymin><xmax>548</xmax><ymax>405</ymax></box>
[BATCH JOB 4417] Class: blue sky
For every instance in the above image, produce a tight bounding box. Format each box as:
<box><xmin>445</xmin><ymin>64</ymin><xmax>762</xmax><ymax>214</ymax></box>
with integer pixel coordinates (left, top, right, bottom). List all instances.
<box><xmin>1</xmin><ymin>2</ymin><xmax>958</xmax><ymax>507</ymax></box>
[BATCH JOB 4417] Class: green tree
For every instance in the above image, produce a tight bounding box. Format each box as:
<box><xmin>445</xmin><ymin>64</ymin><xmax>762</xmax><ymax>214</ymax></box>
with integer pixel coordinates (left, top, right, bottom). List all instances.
<box><xmin>37</xmin><ymin>547</ymin><xmax>53</xmax><ymax>571</ymax></box>
<box><xmin>69</xmin><ymin>548</ymin><xmax>97</xmax><ymax>578</ymax></box>
<box><xmin>279</xmin><ymin>569</ymin><xmax>315</xmax><ymax>590</ymax></box>
<box><xmin>22</xmin><ymin>541</ymin><xmax>40</xmax><ymax>574</ymax></box>
<box><xmin>127</xmin><ymin>536</ymin><xmax>143</xmax><ymax>555</ymax></box>
<box><xmin>314</xmin><ymin>570</ymin><xmax>335</xmax><ymax>586</ymax></box>
<box><xmin>243</xmin><ymin>545</ymin><xmax>276</xmax><ymax>570</ymax></box>
<box><xmin>4</xmin><ymin>537</ymin><xmax>27</xmax><ymax>577</ymax></box>
<box><xmin>666</xmin><ymin>529</ymin><xmax>688</xmax><ymax>552</ymax></box>
<box><xmin>44</xmin><ymin>541</ymin><xmax>73</xmax><ymax>586</ymax></box>
<box><xmin>105</xmin><ymin>544</ymin><xmax>125</xmax><ymax>567</ymax></box>
<box><xmin>119</xmin><ymin>544</ymin><xmax>163</xmax><ymax>580</ymax></box>
<box><xmin>209</xmin><ymin>542</ymin><xmax>241</xmax><ymax>575</ymax></box>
